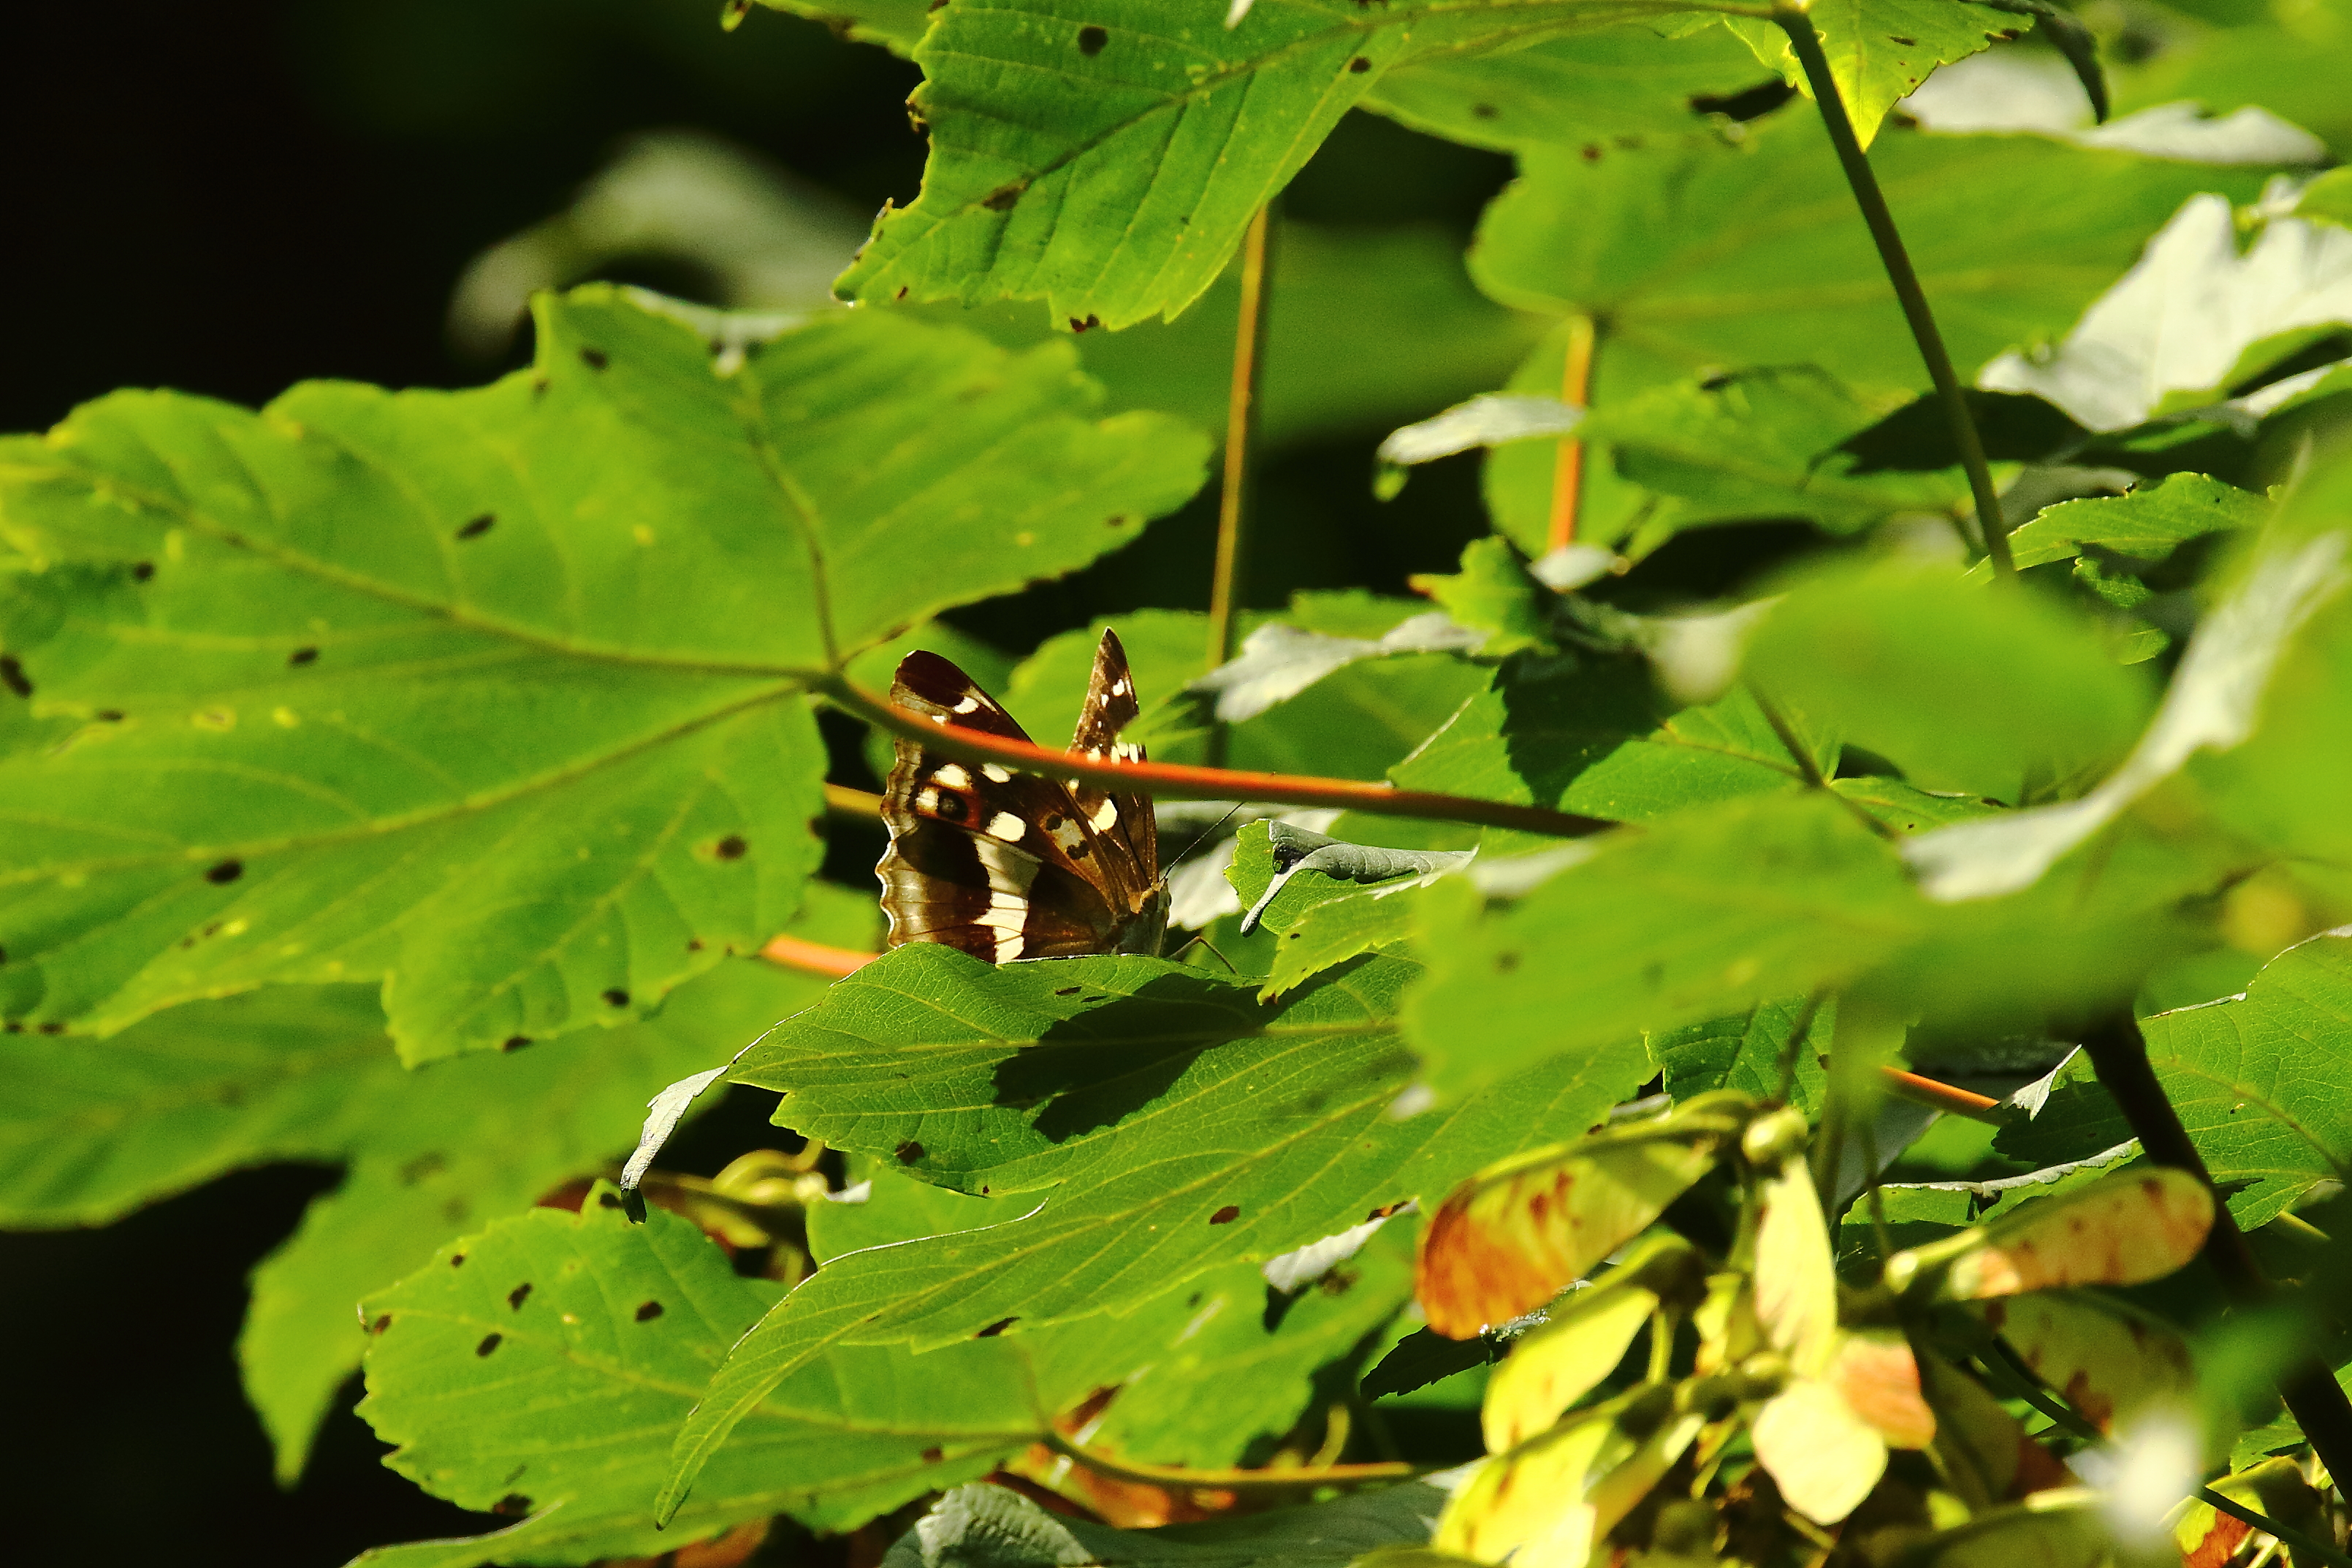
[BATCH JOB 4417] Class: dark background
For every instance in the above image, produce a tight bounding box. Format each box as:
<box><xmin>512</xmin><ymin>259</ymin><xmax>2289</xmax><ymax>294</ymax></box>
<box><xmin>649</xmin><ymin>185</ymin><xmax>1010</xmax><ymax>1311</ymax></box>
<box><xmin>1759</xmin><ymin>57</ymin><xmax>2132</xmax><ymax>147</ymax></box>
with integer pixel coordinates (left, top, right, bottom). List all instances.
<box><xmin>0</xmin><ymin>4</ymin><xmax>1511</xmax><ymax>1564</ymax></box>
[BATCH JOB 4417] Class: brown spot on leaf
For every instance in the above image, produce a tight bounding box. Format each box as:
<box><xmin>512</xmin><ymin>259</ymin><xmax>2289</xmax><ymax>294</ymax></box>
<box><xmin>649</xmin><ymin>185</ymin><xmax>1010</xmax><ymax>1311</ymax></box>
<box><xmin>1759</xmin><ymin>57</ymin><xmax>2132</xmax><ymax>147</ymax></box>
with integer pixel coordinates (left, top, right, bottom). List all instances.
<box><xmin>289</xmin><ymin>647</ymin><xmax>319</xmax><ymax>666</ymax></box>
<box><xmin>494</xmin><ymin>1494</ymin><xmax>531</xmax><ymax>1517</ymax></box>
<box><xmin>602</xmin><ymin>988</ymin><xmax>630</xmax><ymax>1007</ymax></box>
<box><xmin>502</xmin><ymin>1035</ymin><xmax>531</xmax><ymax>1052</ymax></box>
<box><xmin>1077</xmin><ymin>23</ymin><xmax>1107</xmax><ymax>53</ymax></box>
<box><xmin>1209</xmin><ymin>1205</ymin><xmax>1241</xmax><ymax>1225</ymax></box>
<box><xmin>450</xmin><ymin>1252</ymin><xmax>467</xmax><ymax>1268</ymax></box>
<box><xmin>982</xmin><ymin>183</ymin><xmax>1024</xmax><ymax>212</ymax></box>
<box><xmin>636</xmin><ymin>1300</ymin><xmax>664</xmax><ymax>1322</ymax></box>
<box><xmin>0</xmin><ymin>657</ymin><xmax>30</xmax><ymax>699</ymax></box>
<box><xmin>1348</xmin><ymin>56</ymin><xmax>1370</xmax><ymax>72</ymax></box>
<box><xmin>476</xmin><ymin>1333</ymin><xmax>502</xmax><ymax>1356</ymax></box>
<box><xmin>976</xmin><ymin>1317</ymin><xmax>1018</xmax><ymax>1337</ymax></box>
<box><xmin>1889</xmin><ymin>34</ymin><xmax>1916</xmax><ymax>45</ymax></box>
<box><xmin>509</xmin><ymin>1284</ymin><xmax>533</xmax><ymax>1311</ymax></box>
<box><xmin>1472</xmin><ymin>102</ymin><xmax>1497</xmax><ymax>119</ymax></box>
<box><xmin>715</xmin><ymin>834</ymin><xmax>747</xmax><ymax>859</ymax></box>
<box><xmin>369</xmin><ymin>1314</ymin><xmax>392</xmax><ymax>1334</ymax></box>
<box><xmin>457</xmin><ymin>514</ymin><xmax>495</xmax><ymax>539</ymax></box>
<box><xmin>579</xmin><ymin>346</ymin><xmax>609</xmax><ymax>370</ymax></box>
<box><xmin>921</xmin><ymin>1445</ymin><xmax>945</xmax><ymax>1462</ymax></box>
<box><xmin>206</xmin><ymin>859</ymin><xmax>243</xmax><ymax>884</ymax></box>
<box><xmin>132</xmin><ymin>561</ymin><xmax>155</xmax><ymax>581</ymax></box>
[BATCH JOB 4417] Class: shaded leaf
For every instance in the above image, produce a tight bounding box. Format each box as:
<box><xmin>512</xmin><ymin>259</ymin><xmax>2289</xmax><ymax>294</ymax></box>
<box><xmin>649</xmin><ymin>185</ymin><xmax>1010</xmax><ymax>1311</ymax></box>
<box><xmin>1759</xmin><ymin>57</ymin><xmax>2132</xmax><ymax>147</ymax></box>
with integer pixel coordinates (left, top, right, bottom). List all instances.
<box><xmin>1652</xmin><ymin>995</ymin><xmax>1832</xmax><ymax>1117</ymax></box>
<box><xmin>0</xmin><ymin>288</ymin><xmax>1203</xmax><ymax>1057</ymax></box>
<box><xmin>1237</xmin><ymin>823</ymin><xmax>1475</xmax><ymax>935</ymax></box>
<box><xmin>1417</xmin><ymin>1098</ymin><xmax>1743</xmax><ymax>1338</ymax></box>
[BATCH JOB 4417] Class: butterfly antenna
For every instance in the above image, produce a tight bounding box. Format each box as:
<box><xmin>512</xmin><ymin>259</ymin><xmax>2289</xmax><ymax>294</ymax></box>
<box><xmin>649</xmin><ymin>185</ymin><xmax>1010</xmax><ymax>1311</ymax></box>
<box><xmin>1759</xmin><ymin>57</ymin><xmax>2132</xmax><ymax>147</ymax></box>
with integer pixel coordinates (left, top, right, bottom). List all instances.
<box><xmin>1166</xmin><ymin>932</ymin><xmax>1241</xmax><ymax>974</ymax></box>
<box><xmin>1165</xmin><ymin>799</ymin><xmax>1251</xmax><ymax>874</ymax></box>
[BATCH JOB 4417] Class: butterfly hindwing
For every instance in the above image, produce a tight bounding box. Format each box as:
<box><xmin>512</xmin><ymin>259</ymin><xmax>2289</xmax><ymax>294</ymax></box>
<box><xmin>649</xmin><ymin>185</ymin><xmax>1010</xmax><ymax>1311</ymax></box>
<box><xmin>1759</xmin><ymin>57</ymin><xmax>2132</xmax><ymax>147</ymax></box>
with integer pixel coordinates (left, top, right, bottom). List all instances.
<box><xmin>877</xmin><ymin>634</ymin><xmax>1162</xmax><ymax>962</ymax></box>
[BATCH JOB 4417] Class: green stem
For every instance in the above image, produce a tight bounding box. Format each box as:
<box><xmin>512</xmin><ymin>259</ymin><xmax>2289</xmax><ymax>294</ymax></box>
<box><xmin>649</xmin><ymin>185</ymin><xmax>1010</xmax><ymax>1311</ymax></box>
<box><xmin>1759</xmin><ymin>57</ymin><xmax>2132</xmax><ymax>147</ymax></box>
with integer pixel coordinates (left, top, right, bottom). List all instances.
<box><xmin>1205</xmin><ymin>201</ymin><xmax>1277</xmax><ymax>769</ymax></box>
<box><xmin>1772</xmin><ymin>2</ymin><xmax>2012</xmax><ymax>576</ymax></box>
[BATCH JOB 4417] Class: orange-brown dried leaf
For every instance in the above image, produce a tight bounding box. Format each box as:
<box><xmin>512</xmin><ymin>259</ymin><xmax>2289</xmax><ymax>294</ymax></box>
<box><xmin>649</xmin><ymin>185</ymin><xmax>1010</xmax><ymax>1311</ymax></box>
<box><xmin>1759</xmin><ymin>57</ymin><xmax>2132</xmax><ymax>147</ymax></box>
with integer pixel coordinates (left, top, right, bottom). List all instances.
<box><xmin>1419</xmin><ymin>1132</ymin><xmax>1724</xmax><ymax>1339</ymax></box>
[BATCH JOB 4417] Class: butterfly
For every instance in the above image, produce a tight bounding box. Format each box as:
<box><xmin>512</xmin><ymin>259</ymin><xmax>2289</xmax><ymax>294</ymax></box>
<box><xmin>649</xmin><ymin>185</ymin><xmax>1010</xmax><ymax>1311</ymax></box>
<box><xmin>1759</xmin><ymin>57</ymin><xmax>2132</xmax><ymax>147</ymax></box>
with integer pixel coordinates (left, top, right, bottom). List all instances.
<box><xmin>876</xmin><ymin>628</ymin><xmax>1166</xmax><ymax>962</ymax></box>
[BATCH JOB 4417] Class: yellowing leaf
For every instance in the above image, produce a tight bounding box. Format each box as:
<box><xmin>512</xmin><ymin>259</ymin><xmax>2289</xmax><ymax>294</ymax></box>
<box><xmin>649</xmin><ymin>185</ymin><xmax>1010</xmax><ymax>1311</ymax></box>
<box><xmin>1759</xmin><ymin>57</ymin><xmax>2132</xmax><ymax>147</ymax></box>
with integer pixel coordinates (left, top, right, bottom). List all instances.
<box><xmin>1691</xmin><ymin>1271</ymin><xmax>1761</xmax><ymax>1377</ymax></box>
<box><xmin>2177</xmin><ymin>1459</ymin><xmax>2326</xmax><ymax>1568</ymax></box>
<box><xmin>1750</xmin><ymin>1377</ymin><xmax>1888</xmax><ymax>1526</ymax></box>
<box><xmin>1824</xmin><ymin>1330</ymin><xmax>1936</xmax><ymax>1449</ymax></box>
<box><xmin>1438</xmin><ymin>1404</ymin><xmax>1624</xmax><ymax>1567</ymax></box>
<box><xmin>1889</xmin><ymin>1168</ymin><xmax>2214</xmax><ymax>1301</ymax></box>
<box><xmin>1417</xmin><ymin>1104</ymin><xmax>1740</xmax><ymax>1339</ymax></box>
<box><xmin>1917</xmin><ymin>1349</ymin><xmax>2071</xmax><ymax>1511</ymax></box>
<box><xmin>1442</xmin><ymin>1386</ymin><xmax>1701</xmax><ymax>1568</ymax></box>
<box><xmin>1983</xmin><ymin>1293</ymin><xmax>2193</xmax><ymax>1434</ymax></box>
<box><xmin>1483</xmin><ymin>1237</ymin><xmax>1700</xmax><ymax>1452</ymax></box>
<box><xmin>1754</xmin><ymin>1161</ymin><xmax>1838</xmax><ymax>1374</ymax></box>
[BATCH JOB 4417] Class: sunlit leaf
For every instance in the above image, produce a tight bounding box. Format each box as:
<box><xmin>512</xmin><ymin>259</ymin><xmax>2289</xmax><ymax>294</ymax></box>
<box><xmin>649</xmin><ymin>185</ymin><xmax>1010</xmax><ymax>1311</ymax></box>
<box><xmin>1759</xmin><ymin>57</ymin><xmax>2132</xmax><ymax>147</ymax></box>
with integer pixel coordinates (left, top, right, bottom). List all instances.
<box><xmin>0</xmin><ymin>287</ymin><xmax>1203</xmax><ymax>1057</ymax></box>
<box><xmin>1417</xmin><ymin>1097</ymin><xmax>1744</xmax><ymax>1339</ymax></box>
<box><xmin>1726</xmin><ymin>0</ymin><xmax>2020</xmax><ymax>146</ymax></box>
<box><xmin>1750</xmin><ymin>1377</ymin><xmax>1888</xmax><ymax>1525</ymax></box>
<box><xmin>1483</xmin><ymin>1236</ymin><xmax>1701</xmax><ymax>1450</ymax></box>
<box><xmin>1436</xmin><ymin>1392</ymin><xmax>1634</xmax><ymax>1567</ymax></box>
<box><xmin>1753</xmin><ymin>1161</ymin><xmax>1837</xmax><ymax>1374</ymax></box>
<box><xmin>2005</xmin><ymin>472</ymin><xmax>2270</xmax><ymax>572</ymax></box>
<box><xmin>1824</xmin><ymin>1329</ymin><xmax>1937</xmax><ymax>1448</ymax></box>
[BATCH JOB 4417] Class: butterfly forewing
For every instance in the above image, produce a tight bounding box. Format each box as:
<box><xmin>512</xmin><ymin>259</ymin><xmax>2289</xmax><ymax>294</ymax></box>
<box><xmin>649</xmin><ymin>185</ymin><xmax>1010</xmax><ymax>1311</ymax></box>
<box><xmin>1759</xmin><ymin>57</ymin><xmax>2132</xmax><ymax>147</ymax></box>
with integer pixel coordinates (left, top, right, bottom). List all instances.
<box><xmin>876</xmin><ymin>633</ymin><xmax>1162</xmax><ymax>962</ymax></box>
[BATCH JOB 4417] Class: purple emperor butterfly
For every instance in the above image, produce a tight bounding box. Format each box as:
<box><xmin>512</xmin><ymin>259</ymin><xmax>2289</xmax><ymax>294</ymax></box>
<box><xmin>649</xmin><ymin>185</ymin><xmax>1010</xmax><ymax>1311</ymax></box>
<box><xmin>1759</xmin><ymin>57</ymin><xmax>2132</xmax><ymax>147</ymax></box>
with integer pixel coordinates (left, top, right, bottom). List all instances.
<box><xmin>876</xmin><ymin>630</ymin><xmax>1167</xmax><ymax>962</ymax></box>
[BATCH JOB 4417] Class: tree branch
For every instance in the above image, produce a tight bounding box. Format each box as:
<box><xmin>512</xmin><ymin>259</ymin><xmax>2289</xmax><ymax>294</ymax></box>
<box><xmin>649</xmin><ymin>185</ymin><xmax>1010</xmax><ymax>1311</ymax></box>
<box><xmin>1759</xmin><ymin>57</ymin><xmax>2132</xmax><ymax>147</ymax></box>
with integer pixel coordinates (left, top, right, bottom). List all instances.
<box><xmin>1773</xmin><ymin>1</ymin><xmax>2013</xmax><ymax>576</ymax></box>
<box><xmin>818</xmin><ymin>673</ymin><xmax>1616</xmax><ymax>838</ymax></box>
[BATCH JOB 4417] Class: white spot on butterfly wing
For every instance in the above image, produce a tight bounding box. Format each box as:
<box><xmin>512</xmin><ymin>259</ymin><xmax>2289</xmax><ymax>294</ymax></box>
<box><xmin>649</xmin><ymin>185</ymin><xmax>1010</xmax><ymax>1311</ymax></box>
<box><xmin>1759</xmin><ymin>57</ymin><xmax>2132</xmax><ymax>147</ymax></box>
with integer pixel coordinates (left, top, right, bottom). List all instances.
<box><xmin>933</xmin><ymin>764</ymin><xmax>971</xmax><ymax>788</ymax></box>
<box><xmin>953</xmin><ymin>696</ymin><xmax>982</xmax><ymax>714</ymax></box>
<box><xmin>981</xmin><ymin>764</ymin><xmax>1014</xmax><ymax>783</ymax></box>
<box><xmin>1089</xmin><ymin>799</ymin><xmax>1118</xmax><ymax>832</ymax></box>
<box><xmin>986</xmin><ymin>811</ymin><xmax>1027</xmax><ymax>842</ymax></box>
<box><xmin>917</xmin><ymin>788</ymin><xmax>941</xmax><ymax>813</ymax></box>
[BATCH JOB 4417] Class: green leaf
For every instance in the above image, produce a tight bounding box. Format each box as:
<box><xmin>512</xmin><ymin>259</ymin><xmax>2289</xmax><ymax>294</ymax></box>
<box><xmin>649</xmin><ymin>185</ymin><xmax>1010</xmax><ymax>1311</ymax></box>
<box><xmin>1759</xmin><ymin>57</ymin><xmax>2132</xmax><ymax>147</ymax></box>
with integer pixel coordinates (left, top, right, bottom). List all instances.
<box><xmin>1390</xmin><ymin>652</ymin><xmax>1830</xmax><ymax>830</ymax></box>
<box><xmin>1406</xmin><ymin>793</ymin><xmax>1923</xmax><ymax>1101</ymax></box>
<box><xmin>0</xmin><ymin>921</ymin><xmax>855</xmax><ymax>1481</ymax></box>
<box><xmin>1408</xmin><ymin>536</ymin><xmax>1552</xmax><ymax>655</ymax></box>
<box><xmin>1651</xmin><ymin>994</ymin><xmax>1832</xmax><ymax>1116</ymax></box>
<box><xmin>357</xmin><ymin>1188</ymin><xmax>1040</xmax><ymax>1568</ymax></box>
<box><xmin>879</xmin><ymin>1480</ymin><xmax>1455</xmax><ymax>1568</ymax></box>
<box><xmin>1584</xmin><ymin>367</ymin><xmax>1973</xmax><ymax>544</ymax></box>
<box><xmin>666</xmin><ymin>948</ymin><xmax>1649</xmax><ymax>1521</ymax></box>
<box><xmin>1742</xmin><ymin>563</ymin><xmax>2153</xmax><ymax>802</ymax></box>
<box><xmin>1725</xmin><ymin>0</ymin><xmax>2020</xmax><ymax>147</ymax></box>
<box><xmin>0</xmin><ymin>287</ymin><xmax>1204</xmax><ymax>1058</ymax></box>
<box><xmin>1472</xmin><ymin>118</ymin><xmax>2269</xmax><ymax>399</ymax></box>
<box><xmin>834</xmin><ymin>0</ymin><xmax>1731</xmax><ymax>330</ymax></box>
<box><xmin>2006</xmin><ymin>472</ymin><xmax>2271</xmax><ymax>571</ymax></box>
<box><xmin>1363</xmin><ymin>18</ymin><xmax>1781</xmax><ymax>153</ymax></box>
<box><xmin>752</xmin><ymin>0</ymin><xmax>933</xmax><ymax>56</ymax></box>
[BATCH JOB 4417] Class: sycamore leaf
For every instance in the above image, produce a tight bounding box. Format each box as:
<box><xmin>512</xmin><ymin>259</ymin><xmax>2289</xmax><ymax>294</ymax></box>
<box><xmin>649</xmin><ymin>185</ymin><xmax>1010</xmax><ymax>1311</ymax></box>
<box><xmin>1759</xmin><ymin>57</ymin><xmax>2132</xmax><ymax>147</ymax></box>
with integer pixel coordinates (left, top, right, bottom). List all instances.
<box><xmin>1407</xmin><ymin>794</ymin><xmax>1924</xmax><ymax>1102</ymax></box>
<box><xmin>1726</xmin><ymin>0</ymin><xmax>2020</xmax><ymax>147</ymax></box>
<box><xmin>1888</xmin><ymin>1168</ymin><xmax>2212</xmax><ymax>1300</ymax></box>
<box><xmin>1362</xmin><ymin>18</ymin><xmax>1782</xmax><ymax>153</ymax></box>
<box><xmin>2006</xmin><ymin>472</ymin><xmax>2270</xmax><ymax>571</ymax></box>
<box><xmin>1437</xmin><ymin>1397</ymin><xmax>1626</xmax><ymax>1566</ymax></box>
<box><xmin>1417</xmin><ymin>1097</ymin><xmax>1745</xmax><ymax>1338</ymax></box>
<box><xmin>1903</xmin><ymin>531</ymin><xmax>2349</xmax><ymax>901</ymax></box>
<box><xmin>1482</xmin><ymin>1235</ymin><xmax>1701</xmax><ymax>1450</ymax></box>
<box><xmin>833</xmin><ymin>0</ymin><xmax>1731</xmax><ymax>330</ymax></box>
<box><xmin>0</xmin><ymin>286</ymin><xmax>1203</xmax><ymax>1057</ymax></box>
<box><xmin>1652</xmin><ymin>996</ymin><xmax>1833</xmax><ymax>1116</ymax></box>
<box><xmin>1237</xmin><ymin>823</ymin><xmax>1476</xmax><ymax>935</ymax></box>
<box><xmin>1982</xmin><ymin>1292</ymin><xmax>2193</xmax><ymax>1434</ymax></box>
<box><xmin>1824</xmin><ymin>1330</ymin><xmax>1937</xmax><ymax>1448</ymax></box>
<box><xmin>663</xmin><ymin>948</ymin><xmax>1651</xmax><ymax>1522</ymax></box>
<box><xmin>357</xmin><ymin>1189</ymin><xmax>1040</xmax><ymax>1568</ymax></box>
<box><xmin>0</xmin><ymin>926</ymin><xmax>850</xmax><ymax>1483</ymax></box>
<box><xmin>1743</xmin><ymin>563</ymin><xmax>2150</xmax><ymax>802</ymax></box>
<box><xmin>1979</xmin><ymin>197</ymin><xmax>2352</xmax><ymax>430</ymax></box>
<box><xmin>1751</xmin><ymin>1376</ymin><xmax>1888</xmax><ymax>1525</ymax></box>
<box><xmin>1472</xmin><ymin>118</ymin><xmax>2269</xmax><ymax>399</ymax></box>
<box><xmin>1390</xmin><ymin>654</ymin><xmax>1835</xmax><ymax>830</ymax></box>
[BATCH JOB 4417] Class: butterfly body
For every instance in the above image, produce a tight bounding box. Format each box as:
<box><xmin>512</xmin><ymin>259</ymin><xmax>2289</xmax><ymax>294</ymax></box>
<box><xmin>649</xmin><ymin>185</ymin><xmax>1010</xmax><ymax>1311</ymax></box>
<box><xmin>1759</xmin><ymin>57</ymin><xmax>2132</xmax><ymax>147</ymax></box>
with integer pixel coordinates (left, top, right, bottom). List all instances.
<box><xmin>876</xmin><ymin>631</ymin><xmax>1165</xmax><ymax>963</ymax></box>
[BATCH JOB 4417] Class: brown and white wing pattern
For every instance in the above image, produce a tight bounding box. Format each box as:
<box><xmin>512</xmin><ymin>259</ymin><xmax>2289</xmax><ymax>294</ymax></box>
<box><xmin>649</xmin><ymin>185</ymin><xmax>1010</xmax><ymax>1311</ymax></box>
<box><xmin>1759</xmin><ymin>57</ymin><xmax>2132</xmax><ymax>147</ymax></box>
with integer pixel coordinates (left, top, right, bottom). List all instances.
<box><xmin>875</xmin><ymin>643</ymin><xmax>1161</xmax><ymax>962</ymax></box>
<box><xmin>1060</xmin><ymin>630</ymin><xmax>1164</xmax><ymax>954</ymax></box>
